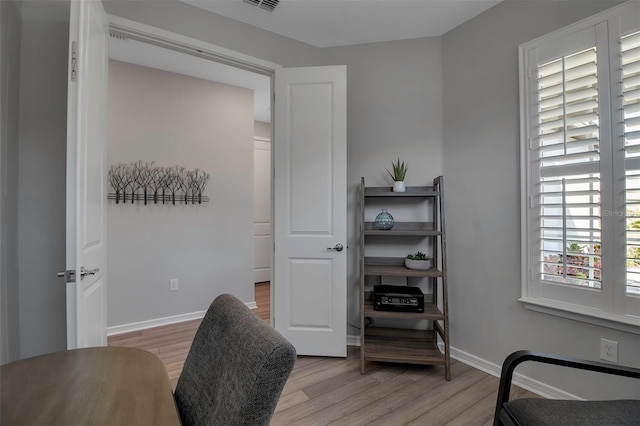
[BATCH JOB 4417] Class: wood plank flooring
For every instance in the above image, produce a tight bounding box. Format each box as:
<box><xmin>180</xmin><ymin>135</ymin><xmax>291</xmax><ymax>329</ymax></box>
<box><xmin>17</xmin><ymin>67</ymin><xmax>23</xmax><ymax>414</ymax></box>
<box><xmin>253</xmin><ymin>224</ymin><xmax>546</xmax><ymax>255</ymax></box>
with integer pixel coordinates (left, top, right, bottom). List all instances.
<box><xmin>108</xmin><ymin>282</ymin><xmax>539</xmax><ymax>425</ymax></box>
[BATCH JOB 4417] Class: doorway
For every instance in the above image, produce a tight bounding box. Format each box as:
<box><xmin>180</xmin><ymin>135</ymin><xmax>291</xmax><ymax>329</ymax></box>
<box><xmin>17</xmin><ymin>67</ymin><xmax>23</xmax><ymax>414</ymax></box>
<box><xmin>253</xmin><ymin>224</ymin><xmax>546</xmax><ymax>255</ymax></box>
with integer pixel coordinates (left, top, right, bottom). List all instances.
<box><xmin>106</xmin><ymin>33</ymin><xmax>273</xmax><ymax>332</ymax></box>
<box><xmin>105</xmin><ymin>17</ymin><xmax>348</xmax><ymax>358</ymax></box>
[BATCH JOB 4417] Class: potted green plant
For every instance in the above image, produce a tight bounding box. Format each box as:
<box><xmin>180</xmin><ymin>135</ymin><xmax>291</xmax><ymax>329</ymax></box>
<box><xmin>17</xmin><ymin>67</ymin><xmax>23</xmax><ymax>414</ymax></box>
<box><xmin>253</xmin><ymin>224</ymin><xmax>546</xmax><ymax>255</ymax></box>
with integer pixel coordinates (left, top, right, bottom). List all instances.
<box><xmin>405</xmin><ymin>251</ymin><xmax>431</xmax><ymax>270</ymax></box>
<box><xmin>386</xmin><ymin>158</ymin><xmax>408</xmax><ymax>192</ymax></box>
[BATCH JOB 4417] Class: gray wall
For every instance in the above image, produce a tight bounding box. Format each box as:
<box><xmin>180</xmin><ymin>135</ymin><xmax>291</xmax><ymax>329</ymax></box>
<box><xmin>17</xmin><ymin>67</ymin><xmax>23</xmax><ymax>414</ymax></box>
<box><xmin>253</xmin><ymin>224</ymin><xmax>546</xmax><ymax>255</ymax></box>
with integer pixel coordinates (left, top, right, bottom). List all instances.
<box><xmin>16</xmin><ymin>1</ymin><xmax>69</xmax><ymax>359</ymax></box>
<box><xmin>442</xmin><ymin>1</ymin><xmax>639</xmax><ymax>398</ymax></box>
<box><xmin>321</xmin><ymin>38</ymin><xmax>445</xmax><ymax>336</ymax></box>
<box><xmin>0</xmin><ymin>0</ymin><xmax>22</xmax><ymax>364</ymax></box>
<box><xmin>107</xmin><ymin>60</ymin><xmax>255</xmax><ymax>327</ymax></box>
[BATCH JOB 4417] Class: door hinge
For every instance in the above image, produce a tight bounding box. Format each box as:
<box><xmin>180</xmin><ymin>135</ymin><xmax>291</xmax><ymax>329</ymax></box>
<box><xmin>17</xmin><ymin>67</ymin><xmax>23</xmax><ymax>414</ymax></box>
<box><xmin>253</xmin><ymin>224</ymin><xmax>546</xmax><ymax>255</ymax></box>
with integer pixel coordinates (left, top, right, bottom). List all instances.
<box><xmin>57</xmin><ymin>269</ymin><xmax>76</xmax><ymax>283</ymax></box>
<box><xmin>70</xmin><ymin>41</ymin><xmax>78</xmax><ymax>82</ymax></box>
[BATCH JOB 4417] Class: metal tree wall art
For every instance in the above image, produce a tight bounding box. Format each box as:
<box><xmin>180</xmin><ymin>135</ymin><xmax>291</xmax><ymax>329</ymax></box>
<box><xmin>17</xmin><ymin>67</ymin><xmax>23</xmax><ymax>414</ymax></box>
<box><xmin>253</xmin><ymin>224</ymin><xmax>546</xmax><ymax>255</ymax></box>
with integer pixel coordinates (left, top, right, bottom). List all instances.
<box><xmin>107</xmin><ymin>162</ymin><xmax>210</xmax><ymax>205</ymax></box>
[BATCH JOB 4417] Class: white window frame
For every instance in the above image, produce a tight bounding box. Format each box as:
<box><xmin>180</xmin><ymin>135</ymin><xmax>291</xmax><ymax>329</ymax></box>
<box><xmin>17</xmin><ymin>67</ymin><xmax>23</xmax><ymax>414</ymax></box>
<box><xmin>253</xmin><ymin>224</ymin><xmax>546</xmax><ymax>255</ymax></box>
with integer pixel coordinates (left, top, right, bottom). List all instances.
<box><xmin>520</xmin><ymin>1</ymin><xmax>640</xmax><ymax>333</ymax></box>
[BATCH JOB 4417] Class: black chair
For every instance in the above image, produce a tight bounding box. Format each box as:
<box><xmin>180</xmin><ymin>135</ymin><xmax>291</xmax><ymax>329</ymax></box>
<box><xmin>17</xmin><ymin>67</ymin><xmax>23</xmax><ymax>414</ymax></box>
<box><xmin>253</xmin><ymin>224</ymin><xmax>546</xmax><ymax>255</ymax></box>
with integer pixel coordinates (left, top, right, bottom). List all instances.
<box><xmin>494</xmin><ymin>350</ymin><xmax>640</xmax><ymax>426</ymax></box>
<box><xmin>174</xmin><ymin>294</ymin><xmax>297</xmax><ymax>426</ymax></box>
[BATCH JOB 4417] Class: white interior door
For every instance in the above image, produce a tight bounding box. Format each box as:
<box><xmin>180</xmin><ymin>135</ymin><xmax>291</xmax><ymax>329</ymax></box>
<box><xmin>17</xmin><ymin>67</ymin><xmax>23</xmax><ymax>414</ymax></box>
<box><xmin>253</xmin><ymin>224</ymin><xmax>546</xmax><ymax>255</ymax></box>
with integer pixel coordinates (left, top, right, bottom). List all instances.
<box><xmin>274</xmin><ymin>65</ymin><xmax>347</xmax><ymax>357</ymax></box>
<box><xmin>65</xmin><ymin>0</ymin><xmax>109</xmax><ymax>349</ymax></box>
<box><xmin>254</xmin><ymin>137</ymin><xmax>271</xmax><ymax>283</ymax></box>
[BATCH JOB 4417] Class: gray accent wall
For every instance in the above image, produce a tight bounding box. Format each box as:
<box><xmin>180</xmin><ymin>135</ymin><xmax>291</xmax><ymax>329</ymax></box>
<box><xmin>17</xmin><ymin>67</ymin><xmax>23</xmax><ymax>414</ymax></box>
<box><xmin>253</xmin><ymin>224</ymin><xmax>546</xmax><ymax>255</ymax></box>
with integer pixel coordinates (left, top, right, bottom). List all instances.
<box><xmin>321</xmin><ymin>38</ymin><xmax>445</xmax><ymax>337</ymax></box>
<box><xmin>107</xmin><ymin>60</ymin><xmax>255</xmax><ymax>327</ymax></box>
<box><xmin>442</xmin><ymin>1</ymin><xmax>638</xmax><ymax>398</ymax></box>
<box><xmin>0</xmin><ymin>0</ymin><xmax>22</xmax><ymax>364</ymax></box>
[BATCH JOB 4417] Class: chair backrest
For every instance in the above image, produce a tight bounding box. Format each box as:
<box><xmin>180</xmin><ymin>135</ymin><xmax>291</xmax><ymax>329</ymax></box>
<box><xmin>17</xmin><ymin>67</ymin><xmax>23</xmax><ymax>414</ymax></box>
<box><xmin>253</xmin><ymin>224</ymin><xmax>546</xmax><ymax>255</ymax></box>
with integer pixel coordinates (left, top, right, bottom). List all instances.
<box><xmin>174</xmin><ymin>294</ymin><xmax>296</xmax><ymax>426</ymax></box>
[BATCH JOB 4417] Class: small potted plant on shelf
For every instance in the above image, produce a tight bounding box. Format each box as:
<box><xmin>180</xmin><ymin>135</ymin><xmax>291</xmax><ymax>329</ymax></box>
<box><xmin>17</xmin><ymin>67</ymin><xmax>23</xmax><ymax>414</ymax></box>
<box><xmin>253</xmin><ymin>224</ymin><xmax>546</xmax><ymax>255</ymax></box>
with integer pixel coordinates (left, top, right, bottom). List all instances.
<box><xmin>405</xmin><ymin>251</ymin><xmax>431</xmax><ymax>270</ymax></box>
<box><xmin>386</xmin><ymin>158</ymin><xmax>408</xmax><ymax>192</ymax></box>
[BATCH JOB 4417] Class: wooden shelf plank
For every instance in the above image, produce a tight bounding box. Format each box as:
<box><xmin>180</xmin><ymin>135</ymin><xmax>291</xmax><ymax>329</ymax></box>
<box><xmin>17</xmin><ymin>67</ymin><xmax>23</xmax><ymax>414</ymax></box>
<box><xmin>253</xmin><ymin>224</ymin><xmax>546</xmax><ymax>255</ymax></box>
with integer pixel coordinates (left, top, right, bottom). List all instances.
<box><xmin>364</xmin><ymin>257</ymin><xmax>444</xmax><ymax>277</ymax></box>
<box><xmin>362</xmin><ymin>327</ymin><xmax>445</xmax><ymax>365</ymax></box>
<box><xmin>364</xmin><ymin>222</ymin><xmax>441</xmax><ymax>236</ymax></box>
<box><xmin>364</xmin><ymin>186</ymin><xmax>440</xmax><ymax>197</ymax></box>
<box><xmin>363</xmin><ymin>301</ymin><xmax>443</xmax><ymax>320</ymax></box>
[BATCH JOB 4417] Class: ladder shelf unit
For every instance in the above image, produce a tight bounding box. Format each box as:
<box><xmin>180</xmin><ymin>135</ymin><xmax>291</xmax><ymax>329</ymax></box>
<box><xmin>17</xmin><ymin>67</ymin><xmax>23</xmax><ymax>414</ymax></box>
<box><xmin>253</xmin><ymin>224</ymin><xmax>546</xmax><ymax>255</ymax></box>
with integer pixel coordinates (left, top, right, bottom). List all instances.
<box><xmin>359</xmin><ymin>176</ymin><xmax>450</xmax><ymax>380</ymax></box>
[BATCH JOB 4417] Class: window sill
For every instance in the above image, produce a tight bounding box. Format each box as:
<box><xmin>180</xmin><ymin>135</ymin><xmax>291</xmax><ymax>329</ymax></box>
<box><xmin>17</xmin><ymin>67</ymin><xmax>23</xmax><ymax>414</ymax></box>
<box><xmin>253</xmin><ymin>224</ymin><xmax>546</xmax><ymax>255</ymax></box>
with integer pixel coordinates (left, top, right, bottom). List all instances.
<box><xmin>520</xmin><ymin>297</ymin><xmax>640</xmax><ymax>335</ymax></box>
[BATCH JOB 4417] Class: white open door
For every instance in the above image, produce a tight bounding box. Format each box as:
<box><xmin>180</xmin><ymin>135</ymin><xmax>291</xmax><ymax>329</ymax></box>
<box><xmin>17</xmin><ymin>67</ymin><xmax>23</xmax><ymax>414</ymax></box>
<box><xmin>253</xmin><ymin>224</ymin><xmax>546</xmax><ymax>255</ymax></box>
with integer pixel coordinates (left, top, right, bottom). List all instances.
<box><xmin>274</xmin><ymin>66</ymin><xmax>347</xmax><ymax>357</ymax></box>
<box><xmin>65</xmin><ymin>0</ymin><xmax>109</xmax><ymax>349</ymax></box>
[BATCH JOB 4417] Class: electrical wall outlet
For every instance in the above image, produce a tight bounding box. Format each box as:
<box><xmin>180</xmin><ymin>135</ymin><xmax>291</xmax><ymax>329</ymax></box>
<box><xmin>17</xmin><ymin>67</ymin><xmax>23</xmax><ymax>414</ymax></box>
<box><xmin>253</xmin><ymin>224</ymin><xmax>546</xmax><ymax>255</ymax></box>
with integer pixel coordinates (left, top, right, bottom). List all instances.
<box><xmin>169</xmin><ymin>279</ymin><xmax>179</xmax><ymax>292</ymax></box>
<box><xmin>600</xmin><ymin>338</ymin><xmax>618</xmax><ymax>363</ymax></box>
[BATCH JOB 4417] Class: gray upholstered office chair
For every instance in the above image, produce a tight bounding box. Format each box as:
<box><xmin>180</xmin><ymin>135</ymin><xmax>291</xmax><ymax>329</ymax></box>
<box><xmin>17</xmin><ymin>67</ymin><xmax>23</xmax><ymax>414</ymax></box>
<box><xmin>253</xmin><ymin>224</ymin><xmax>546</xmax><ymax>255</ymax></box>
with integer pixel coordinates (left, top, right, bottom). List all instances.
<box><xmin>174</xmin><ymin>294</ymin><xmax>296</xmax><ymax>426</ymax></box>
<box><xmin>494</xmin><ymin>350</ymin><xmax>640</xmax><ymax>426</ymax></box>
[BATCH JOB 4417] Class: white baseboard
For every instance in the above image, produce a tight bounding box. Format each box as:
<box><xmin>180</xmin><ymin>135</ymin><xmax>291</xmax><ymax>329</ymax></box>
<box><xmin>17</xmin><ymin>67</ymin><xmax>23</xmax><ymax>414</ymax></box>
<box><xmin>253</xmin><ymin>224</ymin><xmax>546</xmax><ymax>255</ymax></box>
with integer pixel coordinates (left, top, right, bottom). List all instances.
<box><xmin>347</xmin><ymin>334</ymin><xmax>360</xmax><ymax>346</ymax></box>
<box><xmin>107</xmin><ymin>301</ymin><xmax>257</xmax><ymax>336</ymax></box>
<box><xmin>448</xmin><ymin>346</ymin><xmax>581</xmax><ymax>400</ymax></box>
<box><xmin>346</xmin><ymin>334</ymin><xmax>579</xmax><ymax>400</ymax></box>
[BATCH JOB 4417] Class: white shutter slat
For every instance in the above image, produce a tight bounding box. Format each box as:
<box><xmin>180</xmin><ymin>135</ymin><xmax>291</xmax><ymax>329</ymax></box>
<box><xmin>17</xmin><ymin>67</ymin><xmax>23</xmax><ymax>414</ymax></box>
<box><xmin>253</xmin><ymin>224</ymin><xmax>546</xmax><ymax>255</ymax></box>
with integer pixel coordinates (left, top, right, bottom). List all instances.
<box><xmin>622</xmin><ymin>31</ymin><xmax>640</xmax><ymax>50</ymax></box>
<box><xmin>541</xmin><ymin>188</ymin><xmax>599</xmax><ymax>197</ymax></box>
<box><xmin>624</xmin><ymin>101</ymin><xmax>640</xmax><ymax>115</ymax></box>
<box><xmin>625</xmin><ymin>74</ymin><xmax>640</xmax><ymax>89</ymax></box>
<box><xmin>541</xmin><ymin>152</ymin><xmax>600</xmax><ymax>166</ymax></box>
<box><xmin>539</xmin><ymin>100</ymin><xmax>598</xmax><ymax>121</ymax></box>
<box><xmin>538</xmin><ymin>138</ymin><xmax>599</xmax><ymax>153</ymax></box>
<box><xmin>626</xmin><ymin>129</ymin><xmax>640</xmax><ymax>143</ymax></box>
<box><xmin>541</xmin><ymin>176</ymin><xmax>599</xmax><ymax>186</ymax></box>
<box><xmin>539</xmin><ymin>163</ymin><xmax>600</xmax><ymax>178</ymax></box>
<box><xmin>624</xmin><ymin>60</ymin><xmax>640</xmax><ymax>76</ymax></box>
<box><xmin>622</xmin><ymin>45</ymin><xmax>640</xmax><ymax>64</ymax></box>
<box><xmin>540</xmin><ymin>112</ymin><xmax>599</xmax><ymax>132</ymax></box>
<box><xmin>567</xmin><ymin>88</ymin><xmax>598</xmax><ymax>105</ymax></box>
<box><xmin>626</xmin><ymin>115</ymin><xmax>640</xmax><ymax>128</ymax></box>
<box><xmin>566</xmin><ymin>124</ymin><xmax>599</xmax><ymax>139</ymax></box>
<box><xmin>625</xmin><ymin>88</ymin><xmax>640</xmax><ymax>104</ymax></box>
<box><xmin>538</xmin><ymin>88</ymin><xmax>600</xmax><ymax>109</ymax></box>
<box><xmin>539</xmin><ymin>74</ymin><xmax>597</xmax><ymax>98</ymax></box>
<box><xmin>624</xmin><ymin>143</ymin><xmax>640</xmax><ymax>155</ymax></box>
<box><xmin>565</xmin><ymin>48</ymin><xmax>598</xmax><ymax>67</ymax></box>
<box><xmin>538</xmin><ymin>126</ymin><xmax>599</xmax><ymax>144</ymax></box>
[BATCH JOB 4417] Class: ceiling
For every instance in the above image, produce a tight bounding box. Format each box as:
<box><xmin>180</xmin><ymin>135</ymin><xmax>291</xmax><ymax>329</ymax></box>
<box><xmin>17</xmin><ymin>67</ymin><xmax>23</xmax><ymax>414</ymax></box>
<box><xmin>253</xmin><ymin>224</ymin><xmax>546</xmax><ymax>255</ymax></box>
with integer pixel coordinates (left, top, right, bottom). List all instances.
<box><xmin>109</xmin><ymin>36</ymin><xmax>272</xmax><ymax>122</ymax></box>
<box><xmin>180</xmin><ymin>0</ymin><xmax>502</xmax><ymax>48</ymax></box>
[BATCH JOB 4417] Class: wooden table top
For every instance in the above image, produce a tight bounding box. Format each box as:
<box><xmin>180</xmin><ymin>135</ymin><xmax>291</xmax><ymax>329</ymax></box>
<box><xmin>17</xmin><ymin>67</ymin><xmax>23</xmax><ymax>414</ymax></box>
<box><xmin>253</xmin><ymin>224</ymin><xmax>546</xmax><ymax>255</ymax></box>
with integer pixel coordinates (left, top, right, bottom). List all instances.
<box><xmin>1</xmin><ymin>346</ymin><xmax>181</xmax><ymax>425</ymax></box>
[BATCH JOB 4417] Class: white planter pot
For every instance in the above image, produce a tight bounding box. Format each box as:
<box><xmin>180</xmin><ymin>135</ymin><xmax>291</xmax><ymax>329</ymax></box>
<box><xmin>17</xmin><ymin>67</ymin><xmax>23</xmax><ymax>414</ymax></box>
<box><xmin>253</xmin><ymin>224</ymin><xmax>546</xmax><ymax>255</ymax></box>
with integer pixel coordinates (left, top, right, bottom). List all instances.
<box><xmin>393</xmin><ymin>181</ymin><xmax>406</xmax><ymax>192</ymax></box>
<box><xmin>405</xmin><ymin>258</ymin><xmax>431</xmax><ymax>270</ymax></box>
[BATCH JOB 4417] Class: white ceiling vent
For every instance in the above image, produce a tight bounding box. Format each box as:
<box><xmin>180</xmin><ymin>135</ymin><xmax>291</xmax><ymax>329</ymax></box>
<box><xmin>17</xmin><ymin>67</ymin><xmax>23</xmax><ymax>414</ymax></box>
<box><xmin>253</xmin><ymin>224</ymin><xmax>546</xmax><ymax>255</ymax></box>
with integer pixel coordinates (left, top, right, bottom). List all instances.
<box><xmin>243</xmin><ymin>0</ymin><xmax>279</xmax><ymax>12</ymax></box>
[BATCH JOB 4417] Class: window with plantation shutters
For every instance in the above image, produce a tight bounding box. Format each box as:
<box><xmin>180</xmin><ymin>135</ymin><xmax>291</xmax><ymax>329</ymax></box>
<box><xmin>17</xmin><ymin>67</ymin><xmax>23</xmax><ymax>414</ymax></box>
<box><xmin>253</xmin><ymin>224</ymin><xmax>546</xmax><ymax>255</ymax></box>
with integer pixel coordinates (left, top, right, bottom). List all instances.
<box><xmin>622</xmin><ymin>31</ymin><xmax>640</xmax><ymax>297</ymax></box>
<box><xmin>520</xmin><ymin>2</ymin><xmax>640</xmax><ymax>329</ymax></box>
<box><xmin>537</xmin><ymin>47</ymin><xmax>602</xmax><ymax>291</ymax></box>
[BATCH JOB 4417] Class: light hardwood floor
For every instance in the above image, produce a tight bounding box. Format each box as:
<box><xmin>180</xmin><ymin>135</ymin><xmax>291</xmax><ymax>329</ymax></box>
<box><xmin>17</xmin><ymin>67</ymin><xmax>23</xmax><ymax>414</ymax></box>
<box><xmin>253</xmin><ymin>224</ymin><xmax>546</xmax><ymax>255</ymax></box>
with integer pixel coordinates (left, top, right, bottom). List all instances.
<box><xmin>108</xmin><ymin>282</ymin><xmax>538</xmax><ymax>425</ymax></box>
